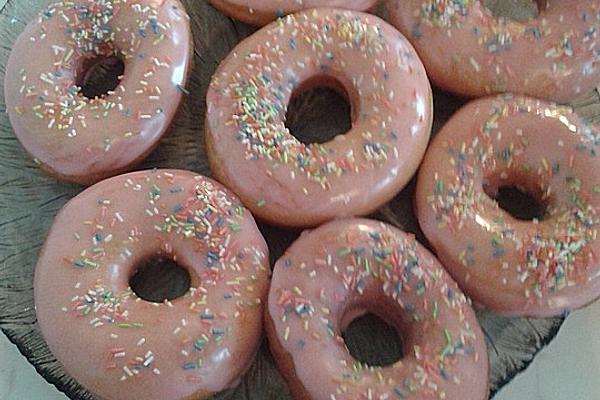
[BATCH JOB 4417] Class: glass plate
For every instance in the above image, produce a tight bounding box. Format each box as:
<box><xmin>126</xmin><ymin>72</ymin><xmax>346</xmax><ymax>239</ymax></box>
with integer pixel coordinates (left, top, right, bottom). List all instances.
<box><xmin>1</xmin><ymin>1</ymin><xmax>598</xmax><ymax>399</ymax></box>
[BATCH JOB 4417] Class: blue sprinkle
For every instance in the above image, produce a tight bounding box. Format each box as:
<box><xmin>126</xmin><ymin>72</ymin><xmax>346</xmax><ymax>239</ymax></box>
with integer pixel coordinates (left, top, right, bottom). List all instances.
<box><xmin>411</xmin><ymin>23</ymin><xmax>422</xmax><ymax>39</ymax></box>
<box><xmin>212</xmin><ymin>328</ymin><xmax>225</xmax><ymax>336</ymax></box>
<box><xmin>369</xmin><ymin>231</ymin><xmax>381</xmax><ymax>241</ymax></box>
<box><xmin>182</xmin><ymin>362</ymin><xmax>196</xmax><ymax>370</ymax></box>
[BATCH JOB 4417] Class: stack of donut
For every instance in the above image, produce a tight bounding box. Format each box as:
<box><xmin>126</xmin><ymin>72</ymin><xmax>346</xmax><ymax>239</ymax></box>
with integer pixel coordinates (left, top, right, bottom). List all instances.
<box><xmin>4</xmin><ymin>1</ymin><xmax>600</xmax><ymax>399</ymax></box>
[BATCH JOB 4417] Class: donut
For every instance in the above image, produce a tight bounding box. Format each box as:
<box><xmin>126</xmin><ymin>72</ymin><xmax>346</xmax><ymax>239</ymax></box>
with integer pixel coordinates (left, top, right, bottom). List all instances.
<box><xmin>415</xmin><ymin>95</ymin><xmax>600</xmax><ymax>317</ymax></box>
<box><xmin>266</xmin><ymin>218</ymin><xmax>489</xmax><ymax>400</ymax></box>
<box><xmin>206</xmin><ymin>8</ymin><xmax>433</xmax><ymax>228</ymax></box>
<box><xmin>208</xmin><ymin>0</ymin><xmax>378</xmax><ymax>26</ymax></box>
<box><xmin>4</xmin><ymin>0</ymin><xmax>193</xmax><ymax>185</ymax></box>
<box><xmin>386</xmin><ymin>1</ymin><xmax>600</xmax><ymax>102</ymax></box>
<box><xmin>34</xmin><ymin>170</ymin><xmax>270</xmax><ymax>400</ymax></box>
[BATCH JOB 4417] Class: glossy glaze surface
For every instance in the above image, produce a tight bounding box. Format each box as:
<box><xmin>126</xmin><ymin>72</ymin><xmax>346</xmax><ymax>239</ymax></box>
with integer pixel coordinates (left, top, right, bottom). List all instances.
<box><xmin>266</xmin><ymin>218</ymin><xmax>488</xmax><ymax>400</ymax></box>
<box><xmin>387</xmin><ymin>0</ymin><xmax>600</xmax><ymax>102</ymax></box>
<box><xmin>416</xmin><ymin>95</ymin><xmax>600</xmax><ymax>317</ymax></box>
<box><xmin>208</xmin><ymin>0</ymin><xmax>377</xmax><ymax>25</ymax></box>
<box><xmin>206</xmin><ymin>8</ymin><xmax>433</xmax><ymax>228</ymax></box>
<box><xmin>34</xmin><ymin>170</ymin><xmax>270</xmax><ymax>400</ymax></box>
<box><xmin>4</xmin><ymin>0</ymin><xmax>192</xmax><ymax>185</ymax></box>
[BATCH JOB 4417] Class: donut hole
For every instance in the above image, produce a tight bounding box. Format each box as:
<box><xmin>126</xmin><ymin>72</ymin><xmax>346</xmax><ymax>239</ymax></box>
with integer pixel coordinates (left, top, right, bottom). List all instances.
<box><xmin>484</xmin><ymin>184</ymin><xmax>548</xmax><ymax>221</ymax></box>
<box><xmin>342</xmin><ymin>313</ymin><xmax>404</xmax><ymax>367</ymax></box>
<box><xmin>76</xmin><ymin>55</ymin><xmax>125</xmax><ymax>99</ymax></box>
<box><xmin>483</xmin><ymin>0</ymin><xmax>546</xmax><ymax>21</ymax></box>
<box><xmin>129</xmin><ymin>256</ymin><xmax>191</xmax><ymax>303</ymax></box>
<box><xmin>285</xmin><ymin>75</ymin><xmax>353</xmax><ymax>145</ymax></box>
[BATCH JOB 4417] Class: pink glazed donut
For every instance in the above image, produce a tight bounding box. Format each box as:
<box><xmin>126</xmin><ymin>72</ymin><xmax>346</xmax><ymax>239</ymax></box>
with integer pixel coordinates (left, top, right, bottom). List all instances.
<box><xmin>266</xmin><ymin>218</ymin><xmax>489</xmax><ymax>400</ymax></box>
<box><xmin>415</xmin><ymin>95</ymin><xmax>600</xmax><ymax>317</ymax></box>
<box><xmin>387</xmin><ymin>0</ymin><xmax>600</xmax><ymax>102</ymax></box>
<box><xmin>4</xmin><ymin>0</ymin><xmax>192</xmax><ymax>185</ymax></box>
<box><xmin>34</xmin><ymin>170</ymin><xmax>270</xmax><ymax>400</ymax></box>
<box><xmin>206</xmin><ymin>8</ymin><xmax>433</xmax><ymax>228</ymax></box>
<box><xmin>208</xmin><ymin>0</ymin><xmax>378</xmax><ymax>25</ymax></box>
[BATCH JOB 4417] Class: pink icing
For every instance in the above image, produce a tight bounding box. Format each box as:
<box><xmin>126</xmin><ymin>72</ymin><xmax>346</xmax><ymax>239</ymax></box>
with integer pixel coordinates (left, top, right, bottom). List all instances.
<box><xmin>267</xmin><ymin>218</ymin><xmax>488</xmax><ymax>400</ymax></box>
<box><xmin>206</xmin><ymin>8</ymin><xmax>433</xmax><ymax>228</ymax></box>
<box><xmin>208</xmin><ymin>0</ymin><xmax>378</xmax><ymax>25</ymax></box>
<box><xmin>4</xmin><ymin>0</ymin><xmax>193</xmax><ymax>184</ymax></box>
<box><xmin>34</xmin><ymin>170</ymin><xmax>270</xmax><ymax>400</ymax></box>
<box><xmin>387</xmin><ymin>0</ymin><xmax>600</xmax><ymax>102</ymax></box>
<box><xmin>416</xmin><ymin>95</ymin><xmax>600</xmax><ymax>317</ymax></box>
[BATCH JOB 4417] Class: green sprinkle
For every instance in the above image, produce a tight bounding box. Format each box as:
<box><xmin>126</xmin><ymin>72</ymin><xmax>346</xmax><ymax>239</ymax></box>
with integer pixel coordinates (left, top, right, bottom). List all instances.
<box><xmin>117</xmin><ymin>322</ymin><xmax>144</xmax><ymax>329</ymax></box>
<box><xmin>257</xmin><ymin>199</ymin><xmax>266</xmax><ymax>208</ymax></box>
<box><xmin>491</xmin><ymin>234</ymin><xmax>503</xmax><ymax>247</ymax></box>
<box><xmin>337</xmin><ymin>247</ymin><xmax>352</xmax><ymax>257</ymax></box>
<box><xmin>364</xmin><ymin>257</ymin><xmax>370</xmax><ymax>274</ymax></box>
<box><xmin>444</xmin><ymin>329</ymin><xmax>452</xmax><ymax>345</ymax></box>
<box><xmin>434</xmin><ymin>180</ymin><xmax>445</xmax><ymax>195</ymax></box>
<box><xmin>194</xmin><ymin>339</ymin><xmax>207</xmax><ymax>351</ymax></box>
<box><xmin>83</xmin><ymin>259</ymin><xmax>98</xmax><ymax>268</ymax></box>
<box><xmin>441</xmin><ymin>329</ymin><xmax>453</xmax><ymax>360</ymax></box>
